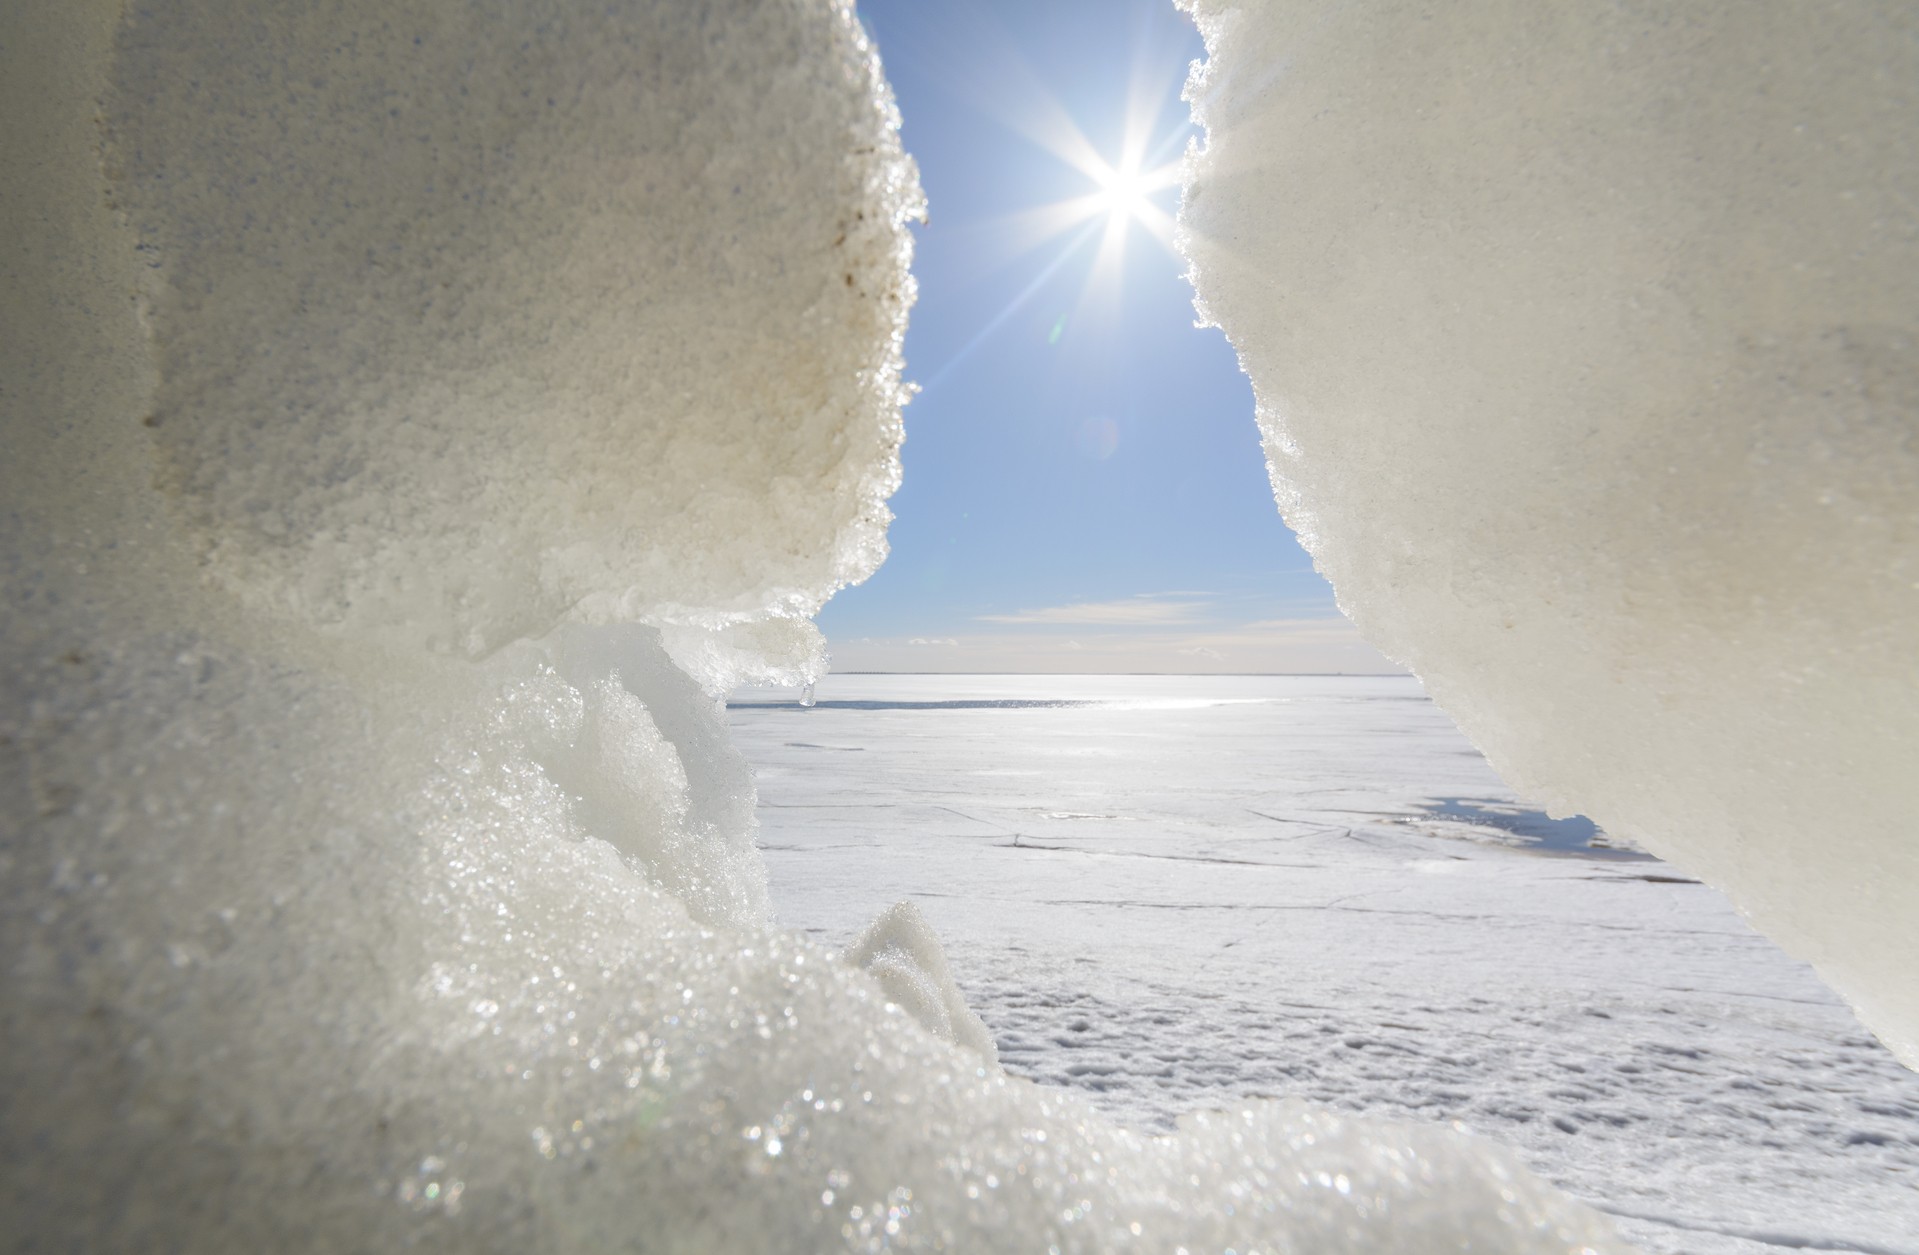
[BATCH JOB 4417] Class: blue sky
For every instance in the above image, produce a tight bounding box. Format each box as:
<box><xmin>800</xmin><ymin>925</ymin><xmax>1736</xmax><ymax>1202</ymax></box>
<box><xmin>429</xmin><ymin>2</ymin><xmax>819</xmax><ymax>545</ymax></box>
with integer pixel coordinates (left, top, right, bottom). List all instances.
<box><xmin>826</xmin><ymin>0</ymin><xmax>1397</xmax><ymax>675</ymax></box>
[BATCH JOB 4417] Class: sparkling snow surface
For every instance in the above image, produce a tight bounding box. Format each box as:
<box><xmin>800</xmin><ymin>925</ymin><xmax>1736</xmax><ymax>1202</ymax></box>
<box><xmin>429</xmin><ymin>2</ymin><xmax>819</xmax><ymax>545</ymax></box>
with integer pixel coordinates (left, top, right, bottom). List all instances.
<box><xmin>733</xmin><ymin>674</ymin><xmax>1919</xmax><ymax>1255</ymax></box>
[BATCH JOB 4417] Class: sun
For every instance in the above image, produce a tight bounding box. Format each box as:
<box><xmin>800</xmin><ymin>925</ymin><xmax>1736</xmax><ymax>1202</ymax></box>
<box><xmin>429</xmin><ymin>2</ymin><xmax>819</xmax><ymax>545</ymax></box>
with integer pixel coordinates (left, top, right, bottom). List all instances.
<box><xmin>913</xmin><ymin>39</ymin><xmax>1195</xmax><ymax>391</ymax></box>
<box><xmin>1092</xmin><ymin>156</ymin><xmax>1153</xmax><ymax>229</ymax></box>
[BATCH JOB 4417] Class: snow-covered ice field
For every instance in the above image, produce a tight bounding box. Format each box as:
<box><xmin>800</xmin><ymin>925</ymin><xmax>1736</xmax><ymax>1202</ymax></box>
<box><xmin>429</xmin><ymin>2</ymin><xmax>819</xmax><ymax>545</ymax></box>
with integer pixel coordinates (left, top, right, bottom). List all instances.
<box><xmin>731</xmin><ymin>673</ymin><xmax>1919</xmax><ymax>1255</ymax></box>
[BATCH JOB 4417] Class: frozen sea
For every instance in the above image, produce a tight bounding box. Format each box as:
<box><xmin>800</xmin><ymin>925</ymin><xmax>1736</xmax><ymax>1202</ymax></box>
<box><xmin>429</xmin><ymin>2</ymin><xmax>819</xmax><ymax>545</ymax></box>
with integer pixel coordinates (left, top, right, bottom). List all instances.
<box><xmin>730</xmin><ymin>674</ymin><xmax>1919</xmax><ymax>1255</ymax></box>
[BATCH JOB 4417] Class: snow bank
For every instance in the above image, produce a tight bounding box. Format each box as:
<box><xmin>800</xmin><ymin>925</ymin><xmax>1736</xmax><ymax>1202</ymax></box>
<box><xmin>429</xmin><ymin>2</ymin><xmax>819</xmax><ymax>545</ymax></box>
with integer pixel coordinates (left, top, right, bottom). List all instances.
<box><xmin>1178</xmin><ymin>0</ymin><xmax>1919</xmax><ymax>1065</ymax></box>
<box><xmin>3</xmin><ymin>0</ymin><xmax>1628</xmax><ymax>1249</ymax></box>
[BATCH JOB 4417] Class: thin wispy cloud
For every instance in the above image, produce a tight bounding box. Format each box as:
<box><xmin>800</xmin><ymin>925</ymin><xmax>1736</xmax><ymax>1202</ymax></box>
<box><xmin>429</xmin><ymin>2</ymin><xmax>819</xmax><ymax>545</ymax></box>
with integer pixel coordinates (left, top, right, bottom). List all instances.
<box><xmin>832</xmin><ymin>612</ymin><xmax>1405</xmax><ymax>676</ymax></box>
<box><xmin>977</xmin><ymin>597</ymin><xmax>1205</xmax><ymax>626</ymax></box>
<box><xmin>1240</xmin><ymin>617</ymin><xmax>1376</xmax><ymax>642</ymax></box>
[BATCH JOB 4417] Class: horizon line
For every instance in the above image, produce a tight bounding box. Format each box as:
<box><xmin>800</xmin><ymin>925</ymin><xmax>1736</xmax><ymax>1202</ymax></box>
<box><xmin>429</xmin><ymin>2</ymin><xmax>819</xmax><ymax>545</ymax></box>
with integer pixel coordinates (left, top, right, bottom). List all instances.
<box><xmin>820</xmin><ymin>670</ymin><xmax>1412</xmax><ymax>677</ymax></box>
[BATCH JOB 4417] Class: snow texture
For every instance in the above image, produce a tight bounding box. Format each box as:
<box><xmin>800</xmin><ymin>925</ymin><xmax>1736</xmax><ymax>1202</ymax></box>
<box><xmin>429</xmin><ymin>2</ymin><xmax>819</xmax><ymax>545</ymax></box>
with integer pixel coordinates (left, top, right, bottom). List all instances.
<box><xmin>1177</xmin><ymin>0</ymin><xmax>1919</xmax><ymax>1066</ymax></box>
<box><xmin>735</xmin><ymin>675</ymin><xmax>1919</xmax><ymax>1255</ymax></box>
<box><xmin>106</xmin><ymin>0</ymin><xmax>916</xmax><ymax>657</ymax></box>
<box><xmin>3</xmin><ymin>0</ymin><xmax>1633</xmax><ymax>1251</ymax></box>
<box><xmin>846</xmin><ymin>900</ymin><xmax>1002</xmax><ymax>1063</ymax></box>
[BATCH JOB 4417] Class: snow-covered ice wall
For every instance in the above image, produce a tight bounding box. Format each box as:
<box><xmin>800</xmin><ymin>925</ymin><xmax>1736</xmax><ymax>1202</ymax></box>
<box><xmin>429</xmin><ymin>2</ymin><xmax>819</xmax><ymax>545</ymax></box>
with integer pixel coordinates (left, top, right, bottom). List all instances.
<box><xmin>2</xmin><ymin>0</ymin><xmax>1633</xmax><ymax>1249</ymax></box>
<box><xmin>110</xmin><ymin>0</ymin><xmax>917</xmax><ymax>658</ymax></box>
<box><xmin>1178</xmin><ymin>1</ymin><xmax>1919</xmax><ymax>1065</ymax></box>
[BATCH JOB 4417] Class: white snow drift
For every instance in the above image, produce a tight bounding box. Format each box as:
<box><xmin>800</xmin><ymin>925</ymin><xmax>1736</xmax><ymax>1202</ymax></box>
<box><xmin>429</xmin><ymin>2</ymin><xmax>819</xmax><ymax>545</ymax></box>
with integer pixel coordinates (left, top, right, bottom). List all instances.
<box><xmin>1178</xmin><ymin>0</ymin><xmax>1919</xmax><ymax>1067</ymax></box>
<box><xmin>2</xmin><ymin>0</ymin><xmax>1628</xmax><ymax>1251</ymax></box>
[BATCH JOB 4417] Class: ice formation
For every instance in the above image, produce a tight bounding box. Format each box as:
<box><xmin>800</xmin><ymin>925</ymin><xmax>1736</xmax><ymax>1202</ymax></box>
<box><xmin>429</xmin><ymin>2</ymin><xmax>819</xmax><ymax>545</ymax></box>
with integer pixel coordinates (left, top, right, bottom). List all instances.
<box><xmin>1178</xmin><ymin>0</ymin><xmax>1919</xmax><ymax>1066</ymax></box>
<box><xmin>3</xmin><ymin>0</ymin><xmax>1630</xmax><ymax>1249</ymax></box>
<box><xmin>845</xmin><ymin>901</ymin><xmax>1000</xmax><ymax>1062</ymax></box>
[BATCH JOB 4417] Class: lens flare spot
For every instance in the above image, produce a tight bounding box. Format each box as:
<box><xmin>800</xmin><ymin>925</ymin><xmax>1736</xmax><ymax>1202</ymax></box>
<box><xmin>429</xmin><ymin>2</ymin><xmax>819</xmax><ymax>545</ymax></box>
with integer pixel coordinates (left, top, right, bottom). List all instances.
<box><xmin>1075</xmin><ymin>416</ymin><xmax>1119</xmax><ymax>460</ymax></box>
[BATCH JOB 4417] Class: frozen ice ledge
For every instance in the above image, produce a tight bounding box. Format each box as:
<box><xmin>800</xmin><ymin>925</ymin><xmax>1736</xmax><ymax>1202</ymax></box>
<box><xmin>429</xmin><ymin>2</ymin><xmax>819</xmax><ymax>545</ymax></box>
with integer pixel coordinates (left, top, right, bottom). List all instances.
<box><xmin>1176</xmin><ymin>0</ymin><xmax>1918</xmax><ymax>1070</ymax></box>
<box><xmin>0</xmin><ymin>1</ymin><xmax>1900</xmax><ymax>1252</ymax></box>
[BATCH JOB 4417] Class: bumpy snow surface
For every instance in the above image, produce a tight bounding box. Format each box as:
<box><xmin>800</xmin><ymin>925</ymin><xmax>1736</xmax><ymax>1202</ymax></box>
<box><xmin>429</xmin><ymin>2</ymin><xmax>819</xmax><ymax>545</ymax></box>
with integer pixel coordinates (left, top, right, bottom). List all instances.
<box><xmin>735</xmin><ymin>676</ymin><xmax>1919</xmax><ymax>1255</ymax></box>
<box><xmin>1177</xmin><ymin>0</ymin><xmax>1919</xmax><ymax>1065</ymax></box>
<box><xmin>3</xmin><ymin>1</ymin><xmax>1632</xmax><ymax>1251</ymax></box>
